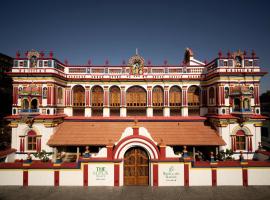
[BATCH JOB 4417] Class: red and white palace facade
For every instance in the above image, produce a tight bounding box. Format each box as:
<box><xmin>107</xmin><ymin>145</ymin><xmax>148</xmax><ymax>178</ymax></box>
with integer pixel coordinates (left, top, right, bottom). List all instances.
<box><xmin>1</xmin><ymin>48</ymin><xmax>270</xmax><ymax>187</ymax></box>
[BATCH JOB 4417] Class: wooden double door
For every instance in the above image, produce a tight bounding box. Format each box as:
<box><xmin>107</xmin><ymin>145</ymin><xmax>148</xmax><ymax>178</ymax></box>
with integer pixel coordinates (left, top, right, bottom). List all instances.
<box><xmin>124</xmin><ymin>147</ymin><xmax>149</xmax><ymax>186</ymax></box>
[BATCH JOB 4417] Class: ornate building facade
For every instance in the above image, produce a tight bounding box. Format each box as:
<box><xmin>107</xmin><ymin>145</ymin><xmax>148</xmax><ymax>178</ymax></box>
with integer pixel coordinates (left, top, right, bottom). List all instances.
<box><xmin>2</xmin><ymin>48</ymin><xmax>269</xmax><ymax>186</ymax></box>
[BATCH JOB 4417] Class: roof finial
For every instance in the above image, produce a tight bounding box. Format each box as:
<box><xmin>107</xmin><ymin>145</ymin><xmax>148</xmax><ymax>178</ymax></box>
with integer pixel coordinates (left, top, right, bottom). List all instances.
<box><xmin>136</xmin><ymin>48</ymin><xmax>138</xmax><ymax>55</ymax></box>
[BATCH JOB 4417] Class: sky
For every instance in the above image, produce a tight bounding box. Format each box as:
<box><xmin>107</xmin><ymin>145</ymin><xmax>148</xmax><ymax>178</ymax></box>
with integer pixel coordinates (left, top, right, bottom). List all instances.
<box><xmin>0</xmin><ymin>0</ymin><xmax>269</xmax><ymax>93</ymax></box>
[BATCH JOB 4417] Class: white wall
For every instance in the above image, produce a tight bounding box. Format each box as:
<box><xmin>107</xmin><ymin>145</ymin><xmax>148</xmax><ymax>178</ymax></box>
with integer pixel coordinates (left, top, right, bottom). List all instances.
<box><xmin>248</xmin><ymin>168</ymin><xmax>270</xmax><ymax>185</ymax></box>
<box><xmin>29</xmin><ymin>170</ymin><xmax>54</xmax><ymax>186</ymax></box>
<box><xmin>217</xmin><ymin>168</ymin><xmax>242</xmax><ymax>186</ymax></box>
<box><xmin>88</xmin><ymin>163</ymin><xmax>114</xmax><ymax>186</ymax></box>
<box><xmin>190</xmin><ymin>168</ymin><xmax>212</xmax><ymax>186</ymax></box>
<box><xmin>59</xmin><ymin>170</ymin><xmax>83</xmax><ymax>186</ymax></box>
<box><xmin>158</xmin><ymin>163</ymin><xmax>184</xmax><ymax>186</ymax></box>
<box><xmin>0</xmin><ymin>170</ymin><xmax>23</xmax><ymax>185</ymax></box>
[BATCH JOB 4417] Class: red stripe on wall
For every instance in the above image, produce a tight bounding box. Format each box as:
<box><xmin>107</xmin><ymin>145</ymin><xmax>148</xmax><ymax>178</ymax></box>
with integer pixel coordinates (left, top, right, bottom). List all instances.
<box><xmin>164</xmin><ymin>90</ymin><xmax>168</xmax><ymax>106</ymax></box>
<box><xmin>114</xmin><ymin>164</ymin><xmax>119</xmax><ymax>186</ymax></box>
<box><xmin>153</xmin><ymin>163</ymin><xmax>158</xmax><ymax>186</ymax></box>
<box><xmin>23</xmin><ymin>170</ymin><xmax>28</xmax><ymax>186</ymax></box>
<box><xmin>22</xmin><ymin>138</ymin><xmax>25</xmax><ymax>152</ymax></box>
<box><xmin>47</xmin><ymin>87</ymin><xmax>51</xmax><ymax>105</ymax></box>
<box><xmin>13</xmin><ymin>87</ymin><xmax>18</xmax><ymax>105</ymax></box>
<box><xmin>83</xmin><ymin>164</ymin><xmax>88</xmax><ymax>186</ymax></box>
<box><xmin>242</xmin><ymin>168</ymin><xmax>248</xmax><ymax>186</ymax></box>
<box><xmin>211</xmin><ymin>168</ymin><xmax>217</xmax><ymax>186</ymax></box>
<box><xmin>54</xmin><ymin>170</ymin><xmax>59</xmax><ymax>186</ymax></box>
<box><xmin>184</xmin><ymin>163</ymin><xmax>189</xmax><ymax>187</ymax></box>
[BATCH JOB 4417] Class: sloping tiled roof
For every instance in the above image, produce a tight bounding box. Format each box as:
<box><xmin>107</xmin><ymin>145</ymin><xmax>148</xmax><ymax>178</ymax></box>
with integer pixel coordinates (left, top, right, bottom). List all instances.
<box><xmin>47</xmin><ymin>121</ymin><xmax>225</xmax><ymax>146</ymax></box>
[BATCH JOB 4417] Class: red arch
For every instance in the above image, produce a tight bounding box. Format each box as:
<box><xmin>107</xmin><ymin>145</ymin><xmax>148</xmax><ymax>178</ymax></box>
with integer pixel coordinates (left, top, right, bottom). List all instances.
<box><xmin>113</xmin><ymin>135</ymin><xmax>160</xmax><ymax>159</ymax></box>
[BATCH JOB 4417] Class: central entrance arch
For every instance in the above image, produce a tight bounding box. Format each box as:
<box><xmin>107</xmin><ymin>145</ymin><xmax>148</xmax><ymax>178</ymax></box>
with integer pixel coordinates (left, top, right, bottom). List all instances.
<box><xmin>124</xmin><ymin>147</ymin><xmax>149</xmax><ymax>186</ymax></box>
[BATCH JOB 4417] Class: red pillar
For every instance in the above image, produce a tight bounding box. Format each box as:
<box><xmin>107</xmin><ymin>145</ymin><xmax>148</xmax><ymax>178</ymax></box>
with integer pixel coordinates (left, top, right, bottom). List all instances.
<box><xmin>153</xmin><ymin>163</ymin><xmax>158</xmax><ymax>186</ymax></box>
<box><xmin>106</xmin><ymin>145</ymin><xmax>114</xmax><ymax>160</ymax></box>
<box><xmin>114</xmin><ymin>163</ymin><xmax>120</xmax><ymax>186</ymax></box>
<box><xmin>242</xmin><ymin>168</ymin><xmax>248</xmax><ymax>187</ymax></box>
<box><xmin>23</xmin><ymin>170</ymin><xmax>28</xmax><ymax>186</ymax></box>
<box><xmin>184</xmin><ymin>163</ymin><xmax>189</xmax><ymax>187</ymax></box>
<box><xmin>211</xmin><ymin>168</ymin><xmax>217</xmax><ymax>186</ymax></box>
<box><xmin>85</xmin><ymin>86</ymin><xmax>90</xmax><ymax>107</ymax></box>
<box><xmin>20</xmin><ymin>137</ymin><xmax>25</xmax><ymax>152</ymax></box>
<box><xmin>104</xmin><ymin>86</ymin><xmax>109</xmax><ymax>107</ymax></box>
<box><xmin>54</xmin><ymin>170</ymin><xmax>59</xmax><ymax>186</ymax></box>
<box><xmin>83</xmin><ymin>164</ymin><xmax>88</xmax><ymax>186</ymax></box>
<box><xmin>164</xmin><ymin>86</ymin><xmax>169</xmax><ymax>106</ymax></box>
<box><xmin>147</xmin><ymin>86</ymin><xmax>152</xmax><ymax>107</ymax></box>
<box><xmin>182</xmin><ymin>87</ymin><xmax>187</xmax><ymax>107</ymax></box>
<box><xmin>120</xmin><ymin>86</ymin><xmax>126</xmax><ymax>107</ymax></box>
<box><xmin>13</xmin><ymin>86</ymin><xmax>18</xmax><ymax>106</ymax></box>
<box><xmin>159</xmin><ymin>145</ymin><xmax>166</xmax><ymax>160</ymax></box>
<box><xmin>254</xmin><ymin>85</ymin><xmax>260</xmax><ymax>106</ymax></box>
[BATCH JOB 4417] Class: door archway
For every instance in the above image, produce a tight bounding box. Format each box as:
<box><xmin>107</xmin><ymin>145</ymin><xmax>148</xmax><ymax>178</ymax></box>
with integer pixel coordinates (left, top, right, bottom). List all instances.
<box><xmin>124</xmin><ymin>147</ymin><xmax>149</xmax><ymax>186</ymax></box>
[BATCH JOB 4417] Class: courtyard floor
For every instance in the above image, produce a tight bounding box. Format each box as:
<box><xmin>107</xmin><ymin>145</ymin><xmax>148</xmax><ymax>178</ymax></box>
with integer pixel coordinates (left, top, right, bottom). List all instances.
<box><xmin>0</xmin><ymin>186</ymin><xmax>270</xmax><ymax>200</ymax></box>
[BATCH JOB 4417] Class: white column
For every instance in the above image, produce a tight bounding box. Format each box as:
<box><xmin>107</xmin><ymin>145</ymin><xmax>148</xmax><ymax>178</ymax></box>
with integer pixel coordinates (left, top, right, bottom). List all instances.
<box><xmin>103</xmin><ymin>107</ymin><xmax>110</xmax><ymax>117</ymax></box>
<box><xmin>181</xmin><ymin>107</ymin><xmax>188</xmax><ymax>116</ymax></box>
<box><xmin>163</xmin><ymin>107</ymin><xmax>170</xmax><ymax>117</ymax></box>
<box><xmin>64</xmin><ymin>107</ymin><xmax>73</xmax><ymax>116</ymax></box>
<box><xmin>85</xmin><ymin>108</ymin><xmax>92</xmax><ymax>117</ymax></box>
<box><xmin>120</xmin><ymin>107</ymin><xmax>127</xmax><ymax>117</ymax></box>
<box><xmin>147</xmin><ymin>107</ymin><xmax>153</xmax><ymax>117</ymax></box>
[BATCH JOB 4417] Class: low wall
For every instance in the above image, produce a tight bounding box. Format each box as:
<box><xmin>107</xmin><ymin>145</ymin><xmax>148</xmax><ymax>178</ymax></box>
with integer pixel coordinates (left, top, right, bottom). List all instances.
<box><xmin>0</xmin><ymin>160</ymin><xmax>270</xmax><ymax>186</ymax></box>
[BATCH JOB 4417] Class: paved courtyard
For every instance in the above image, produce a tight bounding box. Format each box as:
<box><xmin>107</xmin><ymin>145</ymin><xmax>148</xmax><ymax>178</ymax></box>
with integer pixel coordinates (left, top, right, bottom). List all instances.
<box><xmin>0</xmin><ymin>186</ymin><xmax>270</xmax><ymax>200</ymax></box>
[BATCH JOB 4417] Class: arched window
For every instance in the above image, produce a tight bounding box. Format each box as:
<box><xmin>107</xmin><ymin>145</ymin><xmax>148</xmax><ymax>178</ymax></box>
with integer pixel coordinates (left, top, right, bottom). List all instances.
<box><xmin>209</xmin><ymin>87</ymin><xmax>215</xmax><ymax>105</ymax></box>
<box><xmin>73</xmin><ymin>85</ymin><xmax>85</xmax><ymax>107</ymax></box>
<box><xmin>152</xmin><ymin>86</ymin><xmax>164</xmax><ymax>107</ymax></box>
<box><xmin>169</xmin><ymin>86</ymin><xmax>181</xmax><ymax>106</ymax></box>
<box><xmin>110</xmin><ymin>86</ymin><xmax>120</xmax><ymax>107</ymax></box>
<box><xmin>188</xmin><ymin>86</ymin><xmax>200</xmax><ymax>106</ymax></box>
<box><xmin>91</xmin><ymin>86</ymin><xmax>103</xmax><ymax>107</ymax></box>
<box><xmin>126</xmin><ymin>86</ymin><xmax>146</xmax><ymax>107</ymax></box>
<box><xmin>233</xmin><ymin>98</ymin><xmax>240</xmax><ymax>112</ymax></box>
<box><xmin>22</xmin><ymin>99</ymin><xmax>29</xmax><ymax>109</ymax></box>
<box><xmin>236</xmin><ymin>130</ymin><xmax>246</xmax><ymax>150</ymax></box>
<box><xmin>243</xmin><ymin>98</ymin><xmax>250</xmax><ymax>111</ymax></box>
<box><xmin>225</xmin><ymin>87</ymin><xmax>229</xmax><ymax>98</ymax></box>
<box><xmin>42</xmin><ymin>87</ymin><xmax>47</xmax><ymax>99</ymax></box>
<box><xmin>27</xmin><ymin>130</ymin><xmax>37</xmax><ymax>151</ymax></box>
<box><xmin>57</xmin><ymin>87</ymin><xmax>63</xmax><ymax>104</ymax></box>
<box><xmin>30</xmin><ymin>99</ymin><xmax>38</xmax><ymax>110</ymax></box>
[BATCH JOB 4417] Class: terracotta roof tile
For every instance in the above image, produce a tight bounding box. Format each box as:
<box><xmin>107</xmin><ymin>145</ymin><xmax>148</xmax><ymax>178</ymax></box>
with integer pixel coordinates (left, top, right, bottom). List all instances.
<box><xmin>48</xmin><ymin>121</ymin><xmax>225</xmax><ymax>146</ymax></box>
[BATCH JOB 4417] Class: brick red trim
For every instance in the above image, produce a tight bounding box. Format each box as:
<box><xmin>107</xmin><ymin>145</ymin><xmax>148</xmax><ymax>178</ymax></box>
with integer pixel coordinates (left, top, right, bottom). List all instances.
<box><xmin>54</xmin><ymin>170</ymin><xmax>59</xmax><ymax>186</ymax></box>
<box><xmin>83</xmin><ymin>164</ymin><xmax>88</xmax><ymax>186</ymax></box>
<box><xmin>113</xmin><ymin>135</ymin><xmax>160</xmax><ymax>160</ymax></box>
<box><xmin>184</xmin><ymin>163</ymin><xmax>189</xmax><ymax>187</ymax></box>
<box><xmin>104</xmin><ymin>87</ymin><xmax>109</xmax><ymax>107</ymax></box>
<box><xmin>114</xmin><ymin>163</ymin><xmax>119</xmax><ymax>186</ymax></box>
<box><xmin>47</xmin><ymin>87</ymin><xmax>51</xmax><ymax>105</ymax></box>
<box><xmin>13</xmin><ymin>86</ymin><xmax>18</xmax><ymax>105</ymax></box>
<box><xmin>164</xmin><ymin>89</ymin><xmax>169</xmax><ymax>106</ymax></box>
<box><xmin>153</xmin><ymin>163</ymin><xmax>158</xmax><ymax>186</ymax></box>
<box><xmin>159</xmin><ymin>146</ymin><xmax>165</xmax><ymax>160</ymax></box>
<box><xmin>133</xmin><ymin>127</ymin><xmax>139</xmax><ymax>136</ymax></box>
<box><xmin>242</xmin><ymin>168</ymin><xmax>248</xmax><ymax>186</ymax></box>
<box><xmin>120</xmin><ymin>87</ymin><xmax>126</xmax><ymax>107</ymax></box>
<box><xmin>211</xmin><ymin>168</ymin><xmax>217</xmax><ymax>186</ymax></box>
<box><xmin>23</xmin><ymin>170</ymin><xmax>28</xmax><ymax>186</ymax></box>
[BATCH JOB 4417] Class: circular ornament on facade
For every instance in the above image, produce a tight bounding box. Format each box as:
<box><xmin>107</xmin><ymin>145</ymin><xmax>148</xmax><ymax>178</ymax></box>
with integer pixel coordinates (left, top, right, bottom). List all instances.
<box><xmin>128</xmin><ymin>54</ymin><xmax>145</xmax><ymax>75</ymax></box>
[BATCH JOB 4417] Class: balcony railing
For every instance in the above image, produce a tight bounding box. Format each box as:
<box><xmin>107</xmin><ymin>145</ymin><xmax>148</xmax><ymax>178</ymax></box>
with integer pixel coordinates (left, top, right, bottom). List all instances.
<box><xmin>19</xmin><ymin>109</ymin><xmax>40</xmax><ymax>114</ymax></box>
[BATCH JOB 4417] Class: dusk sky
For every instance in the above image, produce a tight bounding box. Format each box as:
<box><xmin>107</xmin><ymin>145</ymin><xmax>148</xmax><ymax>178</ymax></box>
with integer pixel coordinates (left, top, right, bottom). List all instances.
<box><xmin>1</xmin><ymin>0</ymin><xmax>269</xmax><ymax>93</ymax></box>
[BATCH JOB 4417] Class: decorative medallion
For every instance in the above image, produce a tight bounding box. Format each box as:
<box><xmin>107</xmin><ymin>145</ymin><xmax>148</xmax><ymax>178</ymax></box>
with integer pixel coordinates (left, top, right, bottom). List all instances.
<box><xmin>128</xmin><ymin>50</ymin><xmax>144</xmax><ymax>75</ymax></box>
<box><xmin>27</xmin><ymin>50</ymin><xmax>40</xmax><ymax>68</ymax></box>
